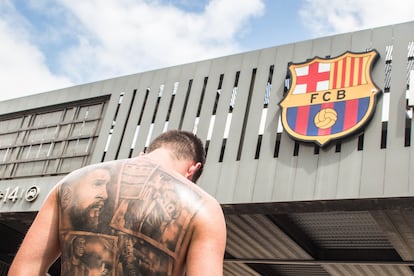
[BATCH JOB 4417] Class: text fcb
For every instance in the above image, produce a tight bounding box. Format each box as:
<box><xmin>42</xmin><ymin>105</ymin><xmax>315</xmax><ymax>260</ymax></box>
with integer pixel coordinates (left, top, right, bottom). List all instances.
<box><xmin>279</xmin><ymin>50</ymin><xmax>381</xmax><ymax>147</ymax></box>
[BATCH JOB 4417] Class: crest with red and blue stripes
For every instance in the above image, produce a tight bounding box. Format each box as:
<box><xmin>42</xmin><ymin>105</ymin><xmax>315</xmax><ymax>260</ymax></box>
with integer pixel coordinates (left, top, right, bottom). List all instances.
<box><xmin>279</xmin><ymin>50</ymin><xmax>380</xmax><ymax>146</ymax></box>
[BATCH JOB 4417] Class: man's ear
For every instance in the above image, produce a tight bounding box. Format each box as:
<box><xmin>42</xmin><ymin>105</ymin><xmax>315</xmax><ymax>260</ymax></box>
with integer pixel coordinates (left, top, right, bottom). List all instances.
<box><xmin>186</xmin><ymin>162</ymin><xmax>202</xmax><ymax>181</ymax></box>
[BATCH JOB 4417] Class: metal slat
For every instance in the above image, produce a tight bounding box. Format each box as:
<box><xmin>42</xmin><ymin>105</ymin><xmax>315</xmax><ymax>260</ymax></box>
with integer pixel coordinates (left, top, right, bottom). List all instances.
<box><xmin>162</xmin><ymin>62</ymin><xmax>197</xmax><ymax>131</ymax></box>
<box><xmin>193</xmin><ymin>58</ymin><xmax>227</xmax><ymax>142</ymax></box>
<box><xmin>150</xmin><ymin>69</ymin><xmax>182</xmax><ymax>138</ymax></box>
<box><xmin>383</xmin><ymin>23</ymin><xmax>413</xmax><ymax>196</ymax></box>
<box><xmin>237</xmin><ymin>49</ymin><xmax>276</xmax><ymax>202</ymax></box>
<box><xmin>179</xmin><ymin>60</ymin><xmax>212</xmax><ymax>132</ymax></box>
<box><xmin>216</xmin><ymin>51</ymin><xmax>260</xmax><ymax>202</ymax></box>
<box><xmin>102</xmin><ymin>77</ymin><xmax>136</xmax><ymax>161</ymax></box>
<box><xmin>206</xmin><ymin>54</ymin><xmax>242</xmax><ymax>200</ymax></box>
<box><xmin>132</xmin><ymin>68</ymin><xmax>169</xmax><ymax>150</ymax></box>
<box><xmin>270</xmin><ymin>44</ymin><xmax>297</xmax><ymax>201</ymax></box>
<box><xmin>200</xmin><ymin>56</ymin><xmax>240</xmax><ymax>196</ymax></box>
<box><xmin>251</xmin><ymin>47</ymin><xmax>279</xmax><ymax>201</ymax></box>
<box><xmin>359</xmin><ymin>25</ymin><xmax>392</xmax><ymax>197</ymax></box>
<box><xmin>232</xmin><ymin>52</ymin><xmax>265</xmax><ymax>202</ymax></box>
<box><xmin>117</xmin><ymin>72</ymin><xmax>154</xmax><ymax>158</ymax></box>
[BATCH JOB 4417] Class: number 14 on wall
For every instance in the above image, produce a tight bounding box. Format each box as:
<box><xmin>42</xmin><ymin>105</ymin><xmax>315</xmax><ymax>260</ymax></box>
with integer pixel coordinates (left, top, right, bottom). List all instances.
<box><xmin>0</xmin><ymin>186</ymin><xmax>39</xmax><ymax>203</ymax></box>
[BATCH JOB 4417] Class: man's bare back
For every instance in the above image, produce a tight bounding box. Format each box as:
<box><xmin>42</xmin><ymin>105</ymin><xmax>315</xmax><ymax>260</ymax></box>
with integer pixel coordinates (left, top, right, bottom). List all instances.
<box><xmin>59</xmin><ymin>157</ymin><xmax>213</xmax><ymax>275</ymax></box>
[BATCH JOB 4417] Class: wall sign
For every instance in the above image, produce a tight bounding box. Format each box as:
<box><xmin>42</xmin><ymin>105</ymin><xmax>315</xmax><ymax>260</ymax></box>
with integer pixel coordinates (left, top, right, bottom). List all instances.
<box><xmin>0</xmin><ymin>185</ymin><xmax>40</xmax><ymax>203</ymax></box>
<box><xmin>279</xmin><ymin>50</ymin><xmax>381</xmax><ymax>147</ymax></box>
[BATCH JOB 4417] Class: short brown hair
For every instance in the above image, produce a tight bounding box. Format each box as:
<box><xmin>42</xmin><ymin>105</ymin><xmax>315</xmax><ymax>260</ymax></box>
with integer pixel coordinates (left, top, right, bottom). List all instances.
<box><xmin>147</xmin><ymin>130</ymin><xmax>206</xmax><ymax>182</ymax></box>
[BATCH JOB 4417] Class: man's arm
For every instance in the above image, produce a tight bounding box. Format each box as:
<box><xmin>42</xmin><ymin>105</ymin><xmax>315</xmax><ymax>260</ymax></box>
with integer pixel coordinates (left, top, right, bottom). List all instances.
<box><xmin>8</xmin><ymin>186</ymin><xmax>61</xmax><ymax>276</ymax></box>
<box><xmin>186</xmin><ymin>198</ymin><xmax>227</xmax><ymax>276</ymax></box>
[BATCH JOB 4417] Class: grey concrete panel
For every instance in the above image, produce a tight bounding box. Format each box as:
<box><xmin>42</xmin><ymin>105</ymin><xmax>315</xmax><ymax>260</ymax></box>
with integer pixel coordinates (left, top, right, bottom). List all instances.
<box><xmin>113</xmin><ymin>75</ymin><xmax>144</xmax><ymax>159</ymax></box>
<box><xmin>151</xmin><ymin>67</ymin><xmax>183</xmax><ymax>137</ymax></box>
<box><xmin>101</xmin><ymin>78</ymin><xmax>137</xmax><ymax>161</ymax></box>
<box><xmin>217</xmin><ymin>50</ymin><xmax>261</xmax><ymax>202</ymax></box>
<box><xmin>268</xmin><ymin>44</ymin><xmax>297</xmax><ymax>201</ymax></box>
<box><xmin>179</xmin><ymin>60</ymin><xmax>212</xmax><ymax>132</ymax></box>
<box><xmin>359</xmin><ymin>25</ymin><xmax>393</xmax><ymax>197</ymax></box>
<box><xmin>89</xmin><ymin>79</ymin><xmax>125</xmax><ymax>164</ymax></box>
<box><xmin>162</xmin><ymin>62</ymin><xmax>198</xmax><ymax>131</ymax></box>
<box><xmin>193</xmin><ymin>58</ymin><xmax>227</xmax><ymax>142</ymax></box>
<box><xmin>125</xmin><ymin>71</ymin><xmax>161</xmax><ymax>157</ymax></box>
<box><xmin>132</xmin><ymin>68</ymin><xmax>169</xmax><ymax>151</ymax></box>
<box><xmin>250</xmin><ymin>48</ymin><xmax>280</xmax><ymax>201</ymax></box>
<box><xmin>200</xmin><ymin>54</ymin><xmax>243</xmax><ymax>197</ymax></box>
<box><xmin>383</xmin><ymin>23</ymin><xmax>412</xmax><ymax>195</ymax></box>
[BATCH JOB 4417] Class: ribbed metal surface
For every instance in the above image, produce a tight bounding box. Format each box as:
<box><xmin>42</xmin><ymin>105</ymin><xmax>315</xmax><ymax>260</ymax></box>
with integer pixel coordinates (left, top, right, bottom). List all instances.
<box><xmin>223</xmin><ymin>263</ymin><xmax>261</xmax><ymax>276</ymax></box>
<box><xmin>323</xmin><ymin>264</ymin><xmax>414</xmax><ymax>276</ymax></box>
<box><xmin>226</xmin><ymin>214</ymin><xmax>311</xmax><ymax>259</ymax></box>
<box><xmin>0</xmin><ymin>261</ymin><xmax>9</xmax><ymax>276</ymax></box>
<box><xmin>221</xmin><ymin>199</ymin><xmax>414</xmax><ymax>276</ymax></box>
<box><xmin>271</xmin><ymin>264</ymin><xmax>330</xmax><ymax>276</ymax></box>
<box><xmin>289</xmin><ymin>211</ymin><xmax>393</xmax><ymax>249</ymax></box>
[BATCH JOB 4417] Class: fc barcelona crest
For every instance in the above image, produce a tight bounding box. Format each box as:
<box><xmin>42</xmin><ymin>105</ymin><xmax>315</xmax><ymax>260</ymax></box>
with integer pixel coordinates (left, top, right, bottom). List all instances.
<box><xmin>279</xmin><ymin>50</ymin><xmax>381</xmax><ymax>147</ymax></box>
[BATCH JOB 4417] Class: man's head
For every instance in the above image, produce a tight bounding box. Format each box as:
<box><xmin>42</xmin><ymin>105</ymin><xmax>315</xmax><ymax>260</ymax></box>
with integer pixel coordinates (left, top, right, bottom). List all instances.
<box><xmin>146</xmin><ymin>130</ymin><xmax>206</xmax><ymax>182</ymax></box>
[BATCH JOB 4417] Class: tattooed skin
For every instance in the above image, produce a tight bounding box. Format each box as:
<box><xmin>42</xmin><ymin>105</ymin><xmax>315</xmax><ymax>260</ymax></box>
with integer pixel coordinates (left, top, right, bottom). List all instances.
<box><xmin>58</xmin><ymin>157</ymin><xmax>204</xmax><ymax>276</ymax></box>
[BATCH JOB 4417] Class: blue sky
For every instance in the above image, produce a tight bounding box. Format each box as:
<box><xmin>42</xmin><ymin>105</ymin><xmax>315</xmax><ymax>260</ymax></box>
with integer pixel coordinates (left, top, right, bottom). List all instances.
<box><xmin>1</xmin><ymin>0</ymin><xmax>414</xmax><ymax>101</ymax></box>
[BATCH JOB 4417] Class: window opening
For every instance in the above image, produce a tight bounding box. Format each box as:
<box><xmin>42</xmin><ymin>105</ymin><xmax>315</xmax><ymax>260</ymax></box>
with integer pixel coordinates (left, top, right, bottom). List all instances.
<box><xmin>102</xmin><ymin>93</ymin><xmax>124</xmax><ymax>161</ymax></box>
<box><xmin>144</xmin><ymin>85</ymin><xmax>165</xmax><ymax>152</ymax></box>
<box><xmin>129</xmin><ymin>88</ymin><xmax>150</xmax><ymax>157</ymax></box>
<box><xmin>205</xmin><ymin>74</ymin><xmax>224</xmax><ymax>156</ymax></box>
<box><xmin>404</xmin><ymin>41</ymin><xmax>414</xmax><ymax>146</ymax></box>
<box><xmin>178</xmin><ymin>79</ymin><xmax>193</xmax><ymax>130</ymax></box>
<box><xmin>255</xmin><ymin>65</ymin><xmax>274</xmax><ymax>159</ymax></box>
<box><xmin>237</xmin><ymin>68</ymin><xmax>257</xmax><ymax>161</ymax></box>
<box><xmin>115</xmin><ymin>89</ymin><xmax>137</xmax><ymax>159</ymax></box>
<box><xmin>219</xmin><ymin>71</ymin><xmax>240</xmax><ymax>162</ymax></box>
<box><xmin>381</xmin><ymin>45</ymin><xmax>393</xmax><ymax>149</ymax></box>
<box><xmin>193</xmin><ymin>77</ymin><xmax>209</xmax><ymax>134</ymax></box>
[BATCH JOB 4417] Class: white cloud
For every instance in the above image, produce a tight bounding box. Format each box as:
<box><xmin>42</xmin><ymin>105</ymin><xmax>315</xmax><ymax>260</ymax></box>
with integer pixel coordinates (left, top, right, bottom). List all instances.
<box><xmin>5</xmin><ymin>0</ymin><xmax>413</xmax><ymax>103</ymax></box>
<box><xmin>57</xmin><ymin>0</ymin><xmax>265</xmax><ymax>83</ymax></box>
<box><xmin>0</xmin><ymin>0</ymin><xmax>264</xmax><ymax>101</ymax></box>
<box><xmin>0</xmin><ymin>1</ymin><xmax>72</xmax><ymax>101</ymax></box>
<box><xmin>299</xmin><ymin>0</ymin><xmax>414</xmax><ymax>37</ymax></box>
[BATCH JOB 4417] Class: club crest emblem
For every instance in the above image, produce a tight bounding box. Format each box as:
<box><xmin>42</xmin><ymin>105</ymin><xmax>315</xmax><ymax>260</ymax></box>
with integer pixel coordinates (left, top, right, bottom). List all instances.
<box><xmin>279</xmin><ymin>50</ymin><xmax>381</xmax><ymax>147</ymax></box>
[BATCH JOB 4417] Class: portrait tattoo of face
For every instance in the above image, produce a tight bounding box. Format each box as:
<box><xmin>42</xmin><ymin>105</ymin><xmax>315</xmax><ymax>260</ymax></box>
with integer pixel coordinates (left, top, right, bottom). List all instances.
<box><xmin>62</xmin><ymin>168</ymin><xmax>111</xmax><ymax>232</ymax></box>
<box><xmin>62</xmin><ymin>233</ymin><xmax>117</xmax><ymax>276</ymax></box>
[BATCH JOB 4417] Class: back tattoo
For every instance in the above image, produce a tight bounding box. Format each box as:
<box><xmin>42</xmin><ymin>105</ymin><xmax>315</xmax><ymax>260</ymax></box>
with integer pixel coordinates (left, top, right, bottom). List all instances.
<box><xmin>58</xmin><ymin>157</ymin><xmax>204</xmax><ymax>275</ymax></box>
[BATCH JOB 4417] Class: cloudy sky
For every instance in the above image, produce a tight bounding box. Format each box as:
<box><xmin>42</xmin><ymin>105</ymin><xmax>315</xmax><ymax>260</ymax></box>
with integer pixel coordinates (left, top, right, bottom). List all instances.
<box><xmin>1</xmin><ymin>0</ymin><xmax>414</xmax><ymax>101</ymax></box>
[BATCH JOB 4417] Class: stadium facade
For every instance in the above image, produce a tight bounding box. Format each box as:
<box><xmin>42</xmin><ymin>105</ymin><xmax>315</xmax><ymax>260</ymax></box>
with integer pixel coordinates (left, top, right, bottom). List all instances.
<box><xmin>0</xmin><ymin>21</ymin><xmax>414</xmax><ymax>275</ymax></box>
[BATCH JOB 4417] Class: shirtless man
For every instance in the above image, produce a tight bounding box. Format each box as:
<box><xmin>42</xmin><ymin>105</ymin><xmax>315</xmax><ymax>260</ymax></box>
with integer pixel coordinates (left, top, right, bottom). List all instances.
<box><xmin>8</xmin><ymin>130</ymin><xmax>226</xmax><ymax>275</ymax></box>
